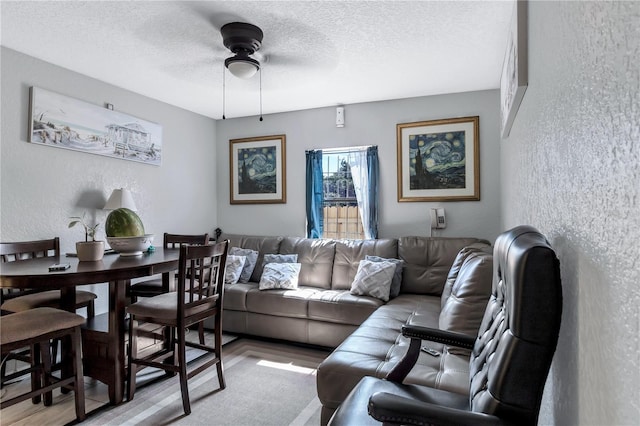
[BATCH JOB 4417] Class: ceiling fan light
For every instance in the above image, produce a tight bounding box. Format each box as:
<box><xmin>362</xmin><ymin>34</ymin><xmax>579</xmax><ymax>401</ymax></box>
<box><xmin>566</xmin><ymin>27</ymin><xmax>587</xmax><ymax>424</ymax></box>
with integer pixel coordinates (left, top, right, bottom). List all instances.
<box><xmin>225</xmin><ymin>55</ymin><xmax>260</xmax><ymax>79</ymax></box>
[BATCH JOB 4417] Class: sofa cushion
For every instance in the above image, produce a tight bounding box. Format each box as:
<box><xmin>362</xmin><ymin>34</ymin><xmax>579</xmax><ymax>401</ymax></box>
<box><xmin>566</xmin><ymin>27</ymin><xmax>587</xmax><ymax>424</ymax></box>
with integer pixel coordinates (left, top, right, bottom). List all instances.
<box><xmin>259</xmin><ymin>263</ymin><xmax>302</xmax><ymax>290</ymax></box>
<box><xmin>439</xmin><ymin>248</ymin><xmax>493</xmax><ymax>341</ymax></box>
<box><xmin>223</xmin><ymin>282</ymin><xmax>255</xmax><ymax>311</ymax></box>
<box><xmin>279</xmin><ymin>237</ymin><xmax>336</xmax><ymax>289</ymax></box>
<box><xmin>307</xmin><ymin>290</ymin><xmax>383</xmax><ymax>325</ymax></box>
<box><xmin>440</xmin><ymin>243</ymin><xmax>491</xmax><ymax>307</ymax></box>
<box><xmin>350</xmin><ymin>259</ymin><xmax>396</xmax><ymax>302</ymax></box>
<box><xmin>398</xmin><ymin>237</ymin><xmax>489</xmax><ymax>295</ymax></box>
<box><xmin>221</xmin><ymin>234</ymin><xmax>284</xmax><ymax>282</ymax></box>
<box><xmin>245</xmin><ymin>285</ymin><xmax>319</xmax><ymax>318</ymax></box>
<box><xmin>331</xmin><ymin>239</ymin><xmax>398</xmax><ymax>290</ymax></box>
<box><xmin>365</xmin><ymin>255</ymin><xmax>404</xmax><ymax>298</ymax></box>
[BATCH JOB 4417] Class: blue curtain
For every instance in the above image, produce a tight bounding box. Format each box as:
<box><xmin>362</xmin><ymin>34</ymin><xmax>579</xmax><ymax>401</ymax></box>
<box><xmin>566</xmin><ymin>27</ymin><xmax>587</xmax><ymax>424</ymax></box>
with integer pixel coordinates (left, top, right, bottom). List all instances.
<box><xmin>305</xmin><ymin>150</ymin><xmax>323</xmax><ymax>238</ymax></box>
<box><xmin>366</xmin><ymin>146</ymin><xmax>379</xmax><ymax>239</ymax></box>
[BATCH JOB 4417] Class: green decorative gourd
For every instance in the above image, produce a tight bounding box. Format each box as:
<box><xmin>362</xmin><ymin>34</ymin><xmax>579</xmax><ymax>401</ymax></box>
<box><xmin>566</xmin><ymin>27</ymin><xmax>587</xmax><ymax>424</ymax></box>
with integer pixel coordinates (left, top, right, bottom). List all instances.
<box><xmin>105</xmin><ymin>208</ymin><xmax>145</xmax><ymax>237</ymax></box>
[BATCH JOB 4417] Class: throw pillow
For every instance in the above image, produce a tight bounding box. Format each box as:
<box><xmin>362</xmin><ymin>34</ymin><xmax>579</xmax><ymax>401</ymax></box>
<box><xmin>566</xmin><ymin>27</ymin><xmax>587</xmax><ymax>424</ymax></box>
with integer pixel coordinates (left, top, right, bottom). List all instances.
<box><xmin>224</xmin><ymin>254</ymin><xmax>246</xmax><ymax>284</ymax></box>
<box><xmin>365</xmin><ymin>255</ymin><xmax>404</xmax><ymax>298</ymax></box>
<box><xmin>261</xmin><ymin>253</ymin><xmax>298</xmax><ymax>269</ymax></box>
<box><xmin>350</xmin><ymin>259</ymin><xmax>396</xmax><ymax>302</ymax></box>
<box><xmin>229</xmin><ymin>247</ymin><xmax>259</xmax><ymax>283</ymax></box>
<box><xmin>259</xmin><ymin>263</ymin><xmax>302</xmax><ymax>290</ymax></box>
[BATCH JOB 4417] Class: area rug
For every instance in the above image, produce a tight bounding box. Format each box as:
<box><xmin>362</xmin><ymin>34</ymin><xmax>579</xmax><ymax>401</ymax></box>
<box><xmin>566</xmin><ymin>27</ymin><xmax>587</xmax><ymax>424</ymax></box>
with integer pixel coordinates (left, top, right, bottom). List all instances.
<box><xmin>84</xmin><ymin>338</ymin><xmax>330</xmax><ymax>426</ymax></box>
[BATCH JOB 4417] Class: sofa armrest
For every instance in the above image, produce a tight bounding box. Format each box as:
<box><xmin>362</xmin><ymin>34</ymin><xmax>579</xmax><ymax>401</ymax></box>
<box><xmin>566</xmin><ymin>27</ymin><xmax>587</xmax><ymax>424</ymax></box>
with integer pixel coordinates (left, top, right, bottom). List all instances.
<box><xmin>368</xmin><ymin>392</ymin><xmax>504</xmax><ymax>426</ymax></box>
<box><xmin>386</xmin><ymin>324</ymin><xmax>476</xmax><ymax>383</ymax></box>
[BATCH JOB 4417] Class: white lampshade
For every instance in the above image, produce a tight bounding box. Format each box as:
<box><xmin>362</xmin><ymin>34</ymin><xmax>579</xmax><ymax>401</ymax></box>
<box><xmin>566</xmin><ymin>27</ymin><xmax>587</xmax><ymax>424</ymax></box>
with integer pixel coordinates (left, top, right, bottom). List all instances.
<box><xmin>104</xmin><ymin>188</ymin><xmax>137</xmax><ymax>211</ymax></box>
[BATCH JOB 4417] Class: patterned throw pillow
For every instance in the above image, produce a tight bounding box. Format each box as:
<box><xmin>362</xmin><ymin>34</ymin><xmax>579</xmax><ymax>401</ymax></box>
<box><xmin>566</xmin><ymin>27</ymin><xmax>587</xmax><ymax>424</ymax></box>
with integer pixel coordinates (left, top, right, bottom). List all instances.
<box><xmin>365</xmin><ymin>255</ymin><xmax>404</xmax><ymax>298</ymax></box>
<box><xmin>259</xmin><ymin>263</ymin><xmax>302</xmax><ymax>290</ymax></box>
<box><xmin>229</xmin><ymin>247</ymin><xmax>259</xmax><ymax>283</ymax></box>
<box><xmin>224</xmin><ymin>255</ymin><xmax>246</xmax><ymax>284</ymax></box>
<box><xmin>350</xmin><ymin>259</ymin><xmax>396</xmax><ymax>302</ymax></box>
<box><xmin>261</xmin><ymin>253</ymin><xmax>298</xmax><ymax>268</ymax></box>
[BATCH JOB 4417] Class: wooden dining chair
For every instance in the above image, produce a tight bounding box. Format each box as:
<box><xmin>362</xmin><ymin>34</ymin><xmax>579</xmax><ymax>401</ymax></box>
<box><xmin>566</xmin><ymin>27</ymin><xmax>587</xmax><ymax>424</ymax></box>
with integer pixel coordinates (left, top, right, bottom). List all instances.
<box><xmin>126</xmin><ymin>240</ymin><xmax>228</xmax><ymax>415</ymax></box>
<box><xmin>0</xmin><ymin>238</ymin><xmax>97</xmax><ymax>395</ymax></box>
<box><xmin>1</xmin><ymin>307</ymin><xmax>86</xmax><ymax>422</ymax></box>
<box><xmin>0</xmin><ymin>238</ymin><xmax>97</xmax><ymax>317</ymax></box>
<box><xmin>127</xmin><ymin>232</ymin><xmax>210</xmax><ymax>343</ymax></box>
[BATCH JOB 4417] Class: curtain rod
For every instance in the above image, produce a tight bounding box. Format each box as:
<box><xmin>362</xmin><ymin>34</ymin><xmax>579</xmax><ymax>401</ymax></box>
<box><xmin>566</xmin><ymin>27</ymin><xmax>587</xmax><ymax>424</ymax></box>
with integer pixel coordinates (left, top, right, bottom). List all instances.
<box><xmin>321</xmin><ymin>145</ymin><xmax>372</xmax><ymax>154</ymax></box>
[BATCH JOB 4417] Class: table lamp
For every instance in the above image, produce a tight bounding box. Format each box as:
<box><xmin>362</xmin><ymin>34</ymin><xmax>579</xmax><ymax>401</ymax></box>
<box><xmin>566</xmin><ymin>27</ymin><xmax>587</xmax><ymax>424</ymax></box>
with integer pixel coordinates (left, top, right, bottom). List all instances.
<box><xmin>104</xmin><ymin>188</ymin><xmax>137</xmax><ymax>211</ymax></box>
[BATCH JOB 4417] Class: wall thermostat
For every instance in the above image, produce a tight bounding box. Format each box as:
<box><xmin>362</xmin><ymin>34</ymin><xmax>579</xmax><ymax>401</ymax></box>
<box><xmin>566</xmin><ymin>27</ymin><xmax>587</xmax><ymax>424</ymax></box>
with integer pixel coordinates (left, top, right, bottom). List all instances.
<box><xmin>336</xmin><ymin>106</ymin><xmax>345</xmax><ymax>127</ymax></box>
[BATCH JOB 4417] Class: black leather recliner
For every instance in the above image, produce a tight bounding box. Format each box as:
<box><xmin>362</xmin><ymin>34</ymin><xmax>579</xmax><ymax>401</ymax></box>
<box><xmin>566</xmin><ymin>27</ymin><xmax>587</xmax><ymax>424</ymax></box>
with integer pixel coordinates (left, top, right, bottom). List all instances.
<box><xmin>329</xmin><ymin>225</ymin><xmax>563</xmax><ymax>426</ymax></box>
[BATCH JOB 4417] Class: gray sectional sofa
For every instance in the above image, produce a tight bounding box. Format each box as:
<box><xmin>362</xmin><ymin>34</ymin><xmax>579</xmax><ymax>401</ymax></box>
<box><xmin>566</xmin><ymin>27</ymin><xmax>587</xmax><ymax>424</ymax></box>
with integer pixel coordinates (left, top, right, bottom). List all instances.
<box><xmin>216</xmin><ymin>233</ymin><xmax>494</xmax><ymax>424</ymax></box>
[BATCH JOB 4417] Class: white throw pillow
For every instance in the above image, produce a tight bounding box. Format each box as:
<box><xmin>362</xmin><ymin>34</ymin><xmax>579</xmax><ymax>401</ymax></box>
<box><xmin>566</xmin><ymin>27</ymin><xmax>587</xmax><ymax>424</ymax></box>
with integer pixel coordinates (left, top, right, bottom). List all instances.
<box><xmin>365</xmin><ymin>255</ymin><xmax>404</xmax><ymax>298</ymax></box>
<box><xmin>224</xmin><ymin>255</ymin><xmax>246</xmax><ymax>284</ymax></box>
<box><xmin>350</xmin><ymin>259</ymin><xmax>396</xmax><ymax>302</ymax></box>
<box><xmin>261</xmin><ymin>253</ymin><xmax>298</xmax><ymax>268</ymax></box>
<box><xmin>259</xmin><ymin>263</ymin><xmax>302</xmax><ymax>290</ymax></box>
<box><xmin>229</xmin><ymin>247</ymin><xmax>259</xmax><ymax>283</ymax></box>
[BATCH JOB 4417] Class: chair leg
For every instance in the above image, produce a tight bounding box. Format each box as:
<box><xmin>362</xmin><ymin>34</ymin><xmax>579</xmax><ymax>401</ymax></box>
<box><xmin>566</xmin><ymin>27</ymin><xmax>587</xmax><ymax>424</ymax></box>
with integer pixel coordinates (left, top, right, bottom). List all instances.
<box><xmin>70</xmin><ymin>328</ymin><xmax>86</xmax><ymax>422</ymax></box>
<box><xmin>126</xmin><ymin>316</ymin><xmax>138</xmax><ymax>401</ymax></box>
<box><xmin>31</xmin><ymin>343</ymin><xmax>42</xmax><ymax>404</ymax></box>
<box><xmin>198</xmin><ymin>321</ymin><xmax>205</xmax><ymax>345</ymax></box>
<box><xmin>177</xmin><ymin>325</ymin><xmax>191</xmax><ymax>415</ymax></box>
<box><xmin>214</xmin><ymin>318</ymin><xmax>225</xmax><ymax>390</ymax></box>
<box><xmin>39</xmin><ymin>340</ymin><xmax>53</xmax><ymax>406</ymax></box>
<box><xmin>87</xmin><ymin>300</ymin><xmax>95</xmax><ymax>319</ymax></box>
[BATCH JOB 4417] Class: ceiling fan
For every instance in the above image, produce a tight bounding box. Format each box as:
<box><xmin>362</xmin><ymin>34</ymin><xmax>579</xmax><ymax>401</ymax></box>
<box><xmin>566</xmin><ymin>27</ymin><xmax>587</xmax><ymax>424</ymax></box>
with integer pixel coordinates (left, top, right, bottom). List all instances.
<box><xmin>220</xmin><ymin>22</ymin><xmax>264</xmax><ymax>79</ymax></box>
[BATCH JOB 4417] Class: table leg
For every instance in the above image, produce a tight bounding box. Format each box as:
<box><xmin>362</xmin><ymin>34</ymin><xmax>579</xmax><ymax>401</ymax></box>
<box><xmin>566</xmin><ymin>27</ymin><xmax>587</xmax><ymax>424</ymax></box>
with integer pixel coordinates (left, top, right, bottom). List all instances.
<box><xmin>109</xmin><ymin>279</ymin><xmax>127</xmax><ymax>404</ymax></box>
<box><xmin>59</xmin><ymin>287</ymin><xmax>77</xmax><ymax>394</ymax></box>
<box><xmin>80</xmin><ymin>279</ymin><xmax>127</xmax><ymax>405</ymax></box>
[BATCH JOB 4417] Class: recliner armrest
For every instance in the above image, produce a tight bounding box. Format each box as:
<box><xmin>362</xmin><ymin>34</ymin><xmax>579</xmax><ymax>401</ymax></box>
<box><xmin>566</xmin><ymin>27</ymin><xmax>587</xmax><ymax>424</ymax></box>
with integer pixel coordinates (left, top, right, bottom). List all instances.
<box><xmin>368</xmin><ymin>392</ymin><xmax>504</xmax><ymax>426</ymax></box>
<box><xmin>402</xmin><ymin>324</ymin><xmax>476</xmax><ymax>350</ymax></box>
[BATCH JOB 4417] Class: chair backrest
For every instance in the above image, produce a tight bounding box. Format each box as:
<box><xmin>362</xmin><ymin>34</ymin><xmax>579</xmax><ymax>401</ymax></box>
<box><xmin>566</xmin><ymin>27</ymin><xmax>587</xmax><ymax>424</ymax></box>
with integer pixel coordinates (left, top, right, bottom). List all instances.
<box><xmin>176</xmin><ymin>240</ymin><xmax>228</xmax><ymax>324</ymax></box>
<box><xmin>163</xmin><ymin>233</ymin><xmax>210</xmax><ymax>249</ymax></box>
<box><xmin>468</xmin><ymin>226</ymin><xmax>562</xmax><ymax>425</ymax></box>
<box><xmin>0</xmin><ymin>238</ymin><xmax>60</xmax><ymax>302</ymax></box>
<box><xmin>0</xmin><ymin>237</ymin><xmax>60</xmax><ymax>263</ymax></box>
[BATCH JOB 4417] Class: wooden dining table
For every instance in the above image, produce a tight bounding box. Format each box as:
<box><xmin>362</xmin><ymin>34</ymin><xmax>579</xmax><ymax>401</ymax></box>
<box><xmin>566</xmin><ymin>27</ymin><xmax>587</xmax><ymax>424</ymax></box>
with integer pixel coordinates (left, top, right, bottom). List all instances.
<box><xmin>0</xmin><ymin>247</ymin><xmax>180</xmax><ymax>405</ymax></box>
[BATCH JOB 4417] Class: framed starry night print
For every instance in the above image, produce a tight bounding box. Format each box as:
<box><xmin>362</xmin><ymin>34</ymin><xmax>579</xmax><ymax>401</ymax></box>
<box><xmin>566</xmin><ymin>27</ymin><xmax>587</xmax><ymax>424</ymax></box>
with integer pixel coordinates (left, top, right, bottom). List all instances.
<box><xmin>397</xmin><ymin>116</ymin><xmax>479</xmax><ymax>202</ymax></box>
<box><xmin>229</xmin><ymin>135</ymin><xmax>286</xmax><ymax>204</ymax></box>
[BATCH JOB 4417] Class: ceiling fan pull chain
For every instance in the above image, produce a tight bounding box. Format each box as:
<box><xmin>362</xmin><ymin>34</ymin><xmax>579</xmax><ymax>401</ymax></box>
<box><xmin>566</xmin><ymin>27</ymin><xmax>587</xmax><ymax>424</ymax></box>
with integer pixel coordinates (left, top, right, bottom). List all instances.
<box><xmin>259</xmin><ymin>67</ymin><xmax>263</xmax><ymax>122</ymax></box>
<box><xmin>222</xmin><ymin>63</ymin><xmax>226</xmax><ymax>120</ymax></box>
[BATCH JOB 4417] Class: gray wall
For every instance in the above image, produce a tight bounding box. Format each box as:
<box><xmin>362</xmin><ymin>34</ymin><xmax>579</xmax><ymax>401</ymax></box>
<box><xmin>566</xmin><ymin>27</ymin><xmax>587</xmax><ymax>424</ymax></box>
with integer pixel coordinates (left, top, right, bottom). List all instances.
<box><xmin>502</xmin><ymin>2</ymin><xmax>639</xmax><ymax>424</ymax></box>
<box><xmin>216</xmin><ymin>90</ymin><xmax>502</xmax><ymax>241</ymax></box>
<box><xmin>0</xmin><ymin>47</ymin><xmax>218</xmax><ymax>315</ymax></box>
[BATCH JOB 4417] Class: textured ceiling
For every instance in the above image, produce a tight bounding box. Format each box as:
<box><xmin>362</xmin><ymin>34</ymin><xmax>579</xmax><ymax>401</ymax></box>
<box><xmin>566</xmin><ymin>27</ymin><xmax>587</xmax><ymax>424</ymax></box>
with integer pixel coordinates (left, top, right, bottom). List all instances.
<box><xmin>0</xmin><ymin>1</ymin><xmax>514</xmax><ymax>119</ymax></box>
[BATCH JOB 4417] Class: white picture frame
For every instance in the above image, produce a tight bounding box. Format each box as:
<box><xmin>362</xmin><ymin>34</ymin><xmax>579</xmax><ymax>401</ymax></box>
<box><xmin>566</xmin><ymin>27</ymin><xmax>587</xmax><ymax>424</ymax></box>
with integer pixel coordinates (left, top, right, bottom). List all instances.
<box><xmin>29</xmin><ymin>87</ymin><xmax>162</xmax><ymax>165</ymax></box>
<box><xmin>500</xmin><ymin>0</ymin><xmax>528</xmax><ymax>139</ymax></box>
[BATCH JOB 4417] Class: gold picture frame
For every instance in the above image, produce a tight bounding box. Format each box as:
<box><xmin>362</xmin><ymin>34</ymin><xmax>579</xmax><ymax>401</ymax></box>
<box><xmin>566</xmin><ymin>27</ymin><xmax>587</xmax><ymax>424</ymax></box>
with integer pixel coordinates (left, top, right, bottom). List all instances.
<box><xmin>229</xmin><ymin>135</ymin><xmax>286</xmax><ymax>204</ymax></box>
<box><xmin>397</xmin><ymin>116</ymin><xmax>480</xmax><ymax>202</ymax></box>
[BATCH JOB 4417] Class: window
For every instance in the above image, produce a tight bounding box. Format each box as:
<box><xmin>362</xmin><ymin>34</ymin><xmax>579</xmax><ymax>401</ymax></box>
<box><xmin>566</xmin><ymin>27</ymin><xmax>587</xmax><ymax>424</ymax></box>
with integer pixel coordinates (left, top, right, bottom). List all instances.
<box><xmin>322</xmin><ymin>153</ymin><xmax>364</xmax><ymax>239</ymax></box>
<box><xmin>306</xmin><ymin>146</ymin><xmax>379</xmax><ymax>240</ymax></box>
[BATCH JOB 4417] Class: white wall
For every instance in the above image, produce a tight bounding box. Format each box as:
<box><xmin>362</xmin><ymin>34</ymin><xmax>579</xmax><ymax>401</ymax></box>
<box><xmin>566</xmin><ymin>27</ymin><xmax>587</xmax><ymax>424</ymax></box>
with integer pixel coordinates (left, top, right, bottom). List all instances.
<box><xmin>501</xmin><ymin>2</ymin><xmax>639</xmax><ymax>425</ymax></box>
<box><xmin>0</xmin><ymin>48</ymin><xmax>218</xmax><ymax>315</ymax></box>
<box><xmin>216</xmin><ymin>90</ymin><xmax>502</xmax><ymax>241</ymax></box>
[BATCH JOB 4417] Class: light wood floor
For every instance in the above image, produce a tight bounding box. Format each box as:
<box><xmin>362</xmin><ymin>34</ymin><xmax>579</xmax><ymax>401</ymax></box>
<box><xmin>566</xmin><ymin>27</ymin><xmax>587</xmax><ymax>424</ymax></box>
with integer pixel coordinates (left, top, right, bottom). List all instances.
<box><xmin>1</xmin><ymin>373</ymin><xmax>110</xmax><ymax>425</ymax></box>
<box><xmin>1</xmin><ymin>330</ymin><xmax>231</xmax><ymax>425</ymax></box>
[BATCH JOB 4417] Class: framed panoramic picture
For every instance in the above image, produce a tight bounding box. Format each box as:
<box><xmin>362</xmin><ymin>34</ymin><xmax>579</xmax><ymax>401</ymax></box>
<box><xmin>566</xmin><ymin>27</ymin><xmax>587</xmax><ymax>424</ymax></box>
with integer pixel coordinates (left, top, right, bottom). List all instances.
<box><xmin>397</xmin><ymin>116</ymin><xmax>480</xmax><ymax>202</ymax></box>
<box><xmin>28</xmin><ymin>87</ymin><xmax>162</xmax><ymax>166</ymax></box>
<box><xmin>229</xmin><ymin>135</ymin><xmax>286</xmax><ymax>204</ymax></box>
<box><xmin>500</xmin><ymin>0</ymin><xmax>528</xmax><ymax>139</ymax></box>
